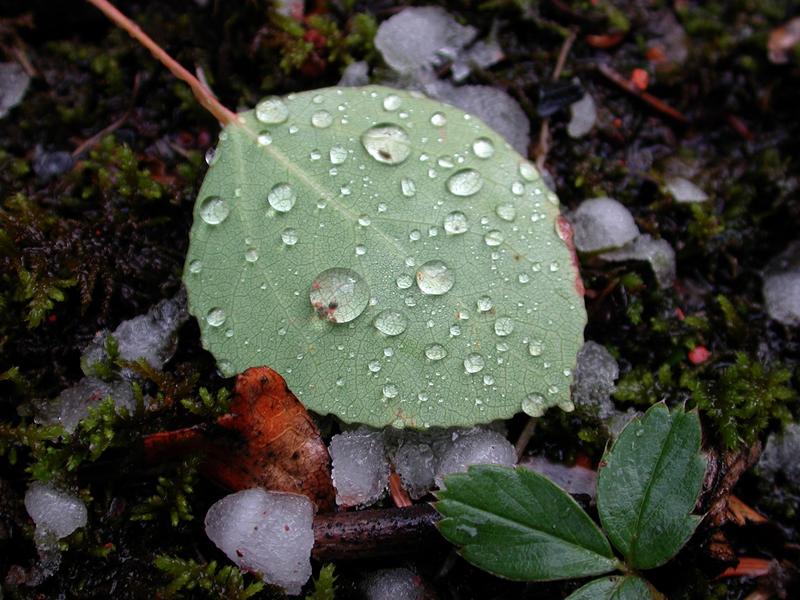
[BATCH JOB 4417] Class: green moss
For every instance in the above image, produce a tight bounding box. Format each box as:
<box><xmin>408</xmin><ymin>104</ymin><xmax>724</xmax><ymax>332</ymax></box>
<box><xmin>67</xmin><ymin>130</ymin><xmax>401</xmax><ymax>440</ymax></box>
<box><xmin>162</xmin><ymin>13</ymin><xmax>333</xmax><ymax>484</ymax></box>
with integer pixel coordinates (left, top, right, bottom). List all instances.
<box><xmin>305</xmin><ymin>564</ymin><xmax>337</xmax><ymax>600</ymax></box>
<box><xmin>154</xmin><ymin>556</ymin><xmax>266</xmax><ymax>599</ymax></box>
<box><xmin>131</xmin><ymin>458</ymin><xmax>199</xmax><ymax>527</ymax></box>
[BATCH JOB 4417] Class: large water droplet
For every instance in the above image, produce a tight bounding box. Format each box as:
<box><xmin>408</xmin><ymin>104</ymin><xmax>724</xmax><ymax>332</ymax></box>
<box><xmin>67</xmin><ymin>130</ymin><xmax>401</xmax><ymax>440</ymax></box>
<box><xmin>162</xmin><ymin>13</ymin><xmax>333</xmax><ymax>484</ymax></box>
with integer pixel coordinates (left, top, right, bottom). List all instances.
<box><xmin>496</xmin><ymin>203</ymin><xmax>516</xmax><ymax>221</ymax></box>
<box><xmin>430</xmin><ymin>112</ymin><xmax>447</xmax><ymax>126</ymax></box>
<box><xmin>309</xmin><ymin>268</ymin><xmax>369</xmax><ymax>323</ymax></box>
<box><xmin>443</xmin><ymin>211</ymin><xmax>468</xmax><ymax>235</ymax></box>
<box><xmin>268</xmin><ymin>183</ymin><xmax>296</xmax><ymax>212</ymax></box>
<box><xmin>511</xmin><ymin>181</ymin><xmax>525</xmax><ymax>196</ymax></box>
<box><xmin>477</xmin><ymin>296</ymin><xmax>493</xmax><ymax>312</ymax></box>
<box><xmin>522</xmin><ymin>393</ymin><xmax>546</xmax><ymax>417</ymax></box>
<box><xmin>519</xmin><ymin>161</ymin><xmax>539</xmax><ymax>181</ymax></box>
<box><xmin>383</xmin><ymin>94</ymin><xmax>402</xmax><ymax>111</ymax></box>
<box><xmin>199</xmin><ymin>196</ymin><xmax>229</xmax><ymax>224</ymax></box>
<box><xmin>361</xmin><ymin>124</ymin><xmax>411</xmax><ymax>165</ymax></box>
<box><xmin>494</xmin><ymin>317</ymin><xmax>514</xmax><ymax>336</ymax></box>
<box><xmin>472</xmin><ymin>137</ymin><xmax>495</xmax><ymax>159</ymax></box>
<box><xmin>422</xmin><ymin>344</ymin><xmax>446</xmax><ymax>361</ymax></box>
<box><xmin>446</xmin><ymin>169</ymin><xmax>483</xmax><ymax>197</ymax></box>
<box><xmin>383</xmin><ymin>383</ymin><xmax>399</xmax><ymax>399</ymax></box>
<box><xmin>311</xmin><ymin>110</ymin><xmax>333</xmax><ymax>128</ymax></box>
<box><xmin>255</xmin><ymin>97</ymin><xmax>289</xmax><ymax>124</ymax></box>
<box><xmin>368</xmin><ymin>359</ymin><xmax>381</xmax><ymax>373</ymax></box>
<box><xmin>416</xmin><ymin>260</ymin><xmax>454</xmax><ymax>295</ymax></box>
<box><xmin>484</xmin><ymin>230</ymin><xmax>504</xmax><ymax>247</ymax></box>
<box><xmin>396</xmin><ymin>274</ymin><xmax>413</xmax><ymax>289</ymax></box>
<box><xmin>373</xmin><ymin>310</ymin><xmax>407</xmax><ymax>336</ymax></box>
<box><xmin>206</xmin><ymin>307</ymin><xmax>226</xmax><ymax>327</ymax></box>
<box><xmin>329</xmin><ymin>144</ymin><xmax>348</xmax><ymax>164</ymax></box>
<box><xmin>401</xmin><ymin>178</ymin><xmax>416</xmax><ymax>197</ymax></box>
<box><xmin>464</xmin><ymin>353</ymin><xmax>485</xmax><ymax>374</ymax></box>
<box><xmin>281</xmin><ymin>228</ymin><xmax>298</xmax><ymax>246</ymax></box>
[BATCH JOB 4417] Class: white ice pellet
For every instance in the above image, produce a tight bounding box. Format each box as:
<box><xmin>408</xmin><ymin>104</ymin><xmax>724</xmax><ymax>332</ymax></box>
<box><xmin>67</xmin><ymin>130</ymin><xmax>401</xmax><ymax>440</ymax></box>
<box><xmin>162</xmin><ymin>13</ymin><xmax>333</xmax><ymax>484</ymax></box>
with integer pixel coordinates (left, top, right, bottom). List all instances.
<box><xmin>601</xmin><ymin>234</ymin><xmax>677</xmax><ymax>288</ymax></box>
<box><xmin>567</xmin><ymin>92</ymin><xmax>597</xmax><ymax>138</ymax></box>
<box><xmin>435</xmin><ymin>428</ymin><xmax>516</xmax><ymax>487</ymax></box>
<box><xmin>375</xmin><ymin>7</ymin><xmax>477</xmax><ymax>75</ymax></box>
<box><xmin>758</xmin><ymin>423</ymin><xmax>800</xmax><ymax>489</ymax></box>
<box><xmin>764</xmin><ymin>271</ymin><xmax>800</xmax><ymax>326</ymax></box>
<box><xmin>0</xmin><ymin>62</ymin><xmax>30</xmax><ymax>119</ymax></box>
<box><xmin>204</xmin><ymin>489</ymin><xmax>314</xmax><ymax>596</ymax></box>
<box><xmin>572</xmin><ymin>341</ymin><xmax>619</xmax><ymax>419</ymax></box>
<box><xmin>394</xmin><ymin>441</ymin><xmax>437</xmax><ymax>500</ymax></box>
<box><xmin>36</xmin><ymin>376</ymin><xmax>134</xmax><ymax>434</ymax></box>
<box><xmin>665</xmin><ymin>176</ymin><xmax>708</xmax><ymax>203</ymax></box>
<box><xmin>24</xmin><ymin>482</ymin><xmax>87</xmax><ymax>540</ymax></box>
<box><xmin>330</xmin><ymin>428</ymin><xmax>389</xmax><ymax>508</ymax></box>
<box><xmin>338</xmin><ymin>61</ymin><xmax>370</xmax><ymax>87</ymax></box>
<box><xmin>363</xmin><ymin>568</ymin><xmax>425</xmax><ymax>600</ymax></box>
<box><xmin>570</xmin><ymin>197</ymin><xmax>640</xmax><ymax>253</ymax></box>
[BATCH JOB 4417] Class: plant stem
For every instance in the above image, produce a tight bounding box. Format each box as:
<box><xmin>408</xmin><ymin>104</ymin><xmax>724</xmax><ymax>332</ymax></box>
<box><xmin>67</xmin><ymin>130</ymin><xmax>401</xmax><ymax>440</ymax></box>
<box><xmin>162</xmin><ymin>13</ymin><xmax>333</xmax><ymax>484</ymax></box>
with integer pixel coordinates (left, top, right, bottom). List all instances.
<box><xmin>85</xmin><ymin>0</ymin><xmax>237</xmax><ymax>126</ymax></box>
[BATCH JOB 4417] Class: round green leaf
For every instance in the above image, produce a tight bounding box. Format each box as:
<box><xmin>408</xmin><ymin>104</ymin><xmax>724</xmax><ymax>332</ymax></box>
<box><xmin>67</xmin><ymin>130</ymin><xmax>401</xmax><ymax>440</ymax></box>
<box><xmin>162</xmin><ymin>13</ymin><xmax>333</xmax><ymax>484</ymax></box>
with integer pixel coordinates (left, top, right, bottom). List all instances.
<box><xmin>184</xmin><ymin>85</ymin><xmax>586</xmax><ymax>428</ymax></box>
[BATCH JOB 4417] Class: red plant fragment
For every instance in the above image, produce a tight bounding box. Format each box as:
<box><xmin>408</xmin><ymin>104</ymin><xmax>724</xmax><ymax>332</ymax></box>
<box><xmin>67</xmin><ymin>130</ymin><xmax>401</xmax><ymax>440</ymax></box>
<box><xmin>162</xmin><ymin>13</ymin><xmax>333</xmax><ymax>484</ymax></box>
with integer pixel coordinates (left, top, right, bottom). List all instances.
<box><xmin>716</xmin><ymin>557</ymin><xmax>773</xmax><ymax>580</ymax></box>
<box><xmin>585</xmin><ymin>33</ymin><xmax>625</xmax><ymax>49</ymax></box>
<box><xmin>630</xmin><ymin>68</ymin><xmax>649</xmax><ymax>91</ymax></box>
<box><xmin>688</xmin><ymin>345</ymin><xmax>711</xmax><ymax>365</ymax></box>
<box><xmin>144</xmin><ymin>367</ymin><xmax>335</xmax><ymax>511</ymax></box>
<box><xmin>388</xmin><ymin>471</ymin><xmax>413</xmax><ymax>508</ymax></box>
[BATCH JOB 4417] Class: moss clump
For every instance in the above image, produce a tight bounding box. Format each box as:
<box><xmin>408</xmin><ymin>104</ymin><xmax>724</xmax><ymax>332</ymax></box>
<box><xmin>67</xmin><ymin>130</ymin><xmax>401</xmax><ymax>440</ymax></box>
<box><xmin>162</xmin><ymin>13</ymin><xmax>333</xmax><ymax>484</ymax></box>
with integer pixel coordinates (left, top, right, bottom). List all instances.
<box><xmin>154</xmin><ymin>555</ymin><xmax>266</xmax><ymax>599</ymax></box>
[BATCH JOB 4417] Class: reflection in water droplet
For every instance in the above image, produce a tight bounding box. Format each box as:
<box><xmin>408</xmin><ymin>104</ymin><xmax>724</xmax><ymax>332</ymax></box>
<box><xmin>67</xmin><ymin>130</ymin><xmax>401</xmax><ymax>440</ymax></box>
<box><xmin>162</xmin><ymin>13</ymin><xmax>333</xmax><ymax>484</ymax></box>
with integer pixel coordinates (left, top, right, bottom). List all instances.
<box><xmin>494</xmin><ymin>317</ymin><xmax>514</xmax><ymax>336</ymax></box>
<box><xmin>204</xmin><ymin>147</ymin><xmax>217</xmax><ymax>165</ymax></box>
<box><xmin>268</xmin><ymin>183</ymin><xmax>296</xmax><ymax>212</ymax></box>
<box><xmin>396</xmin><ymin>274</ymin><xmax>413</xmax><ymax>289</ymax></box>
<box><xmin>373</xmin><ymin>310</ymin><xmax>407</xmax><ymax>336</ymax></box>
<box><xmin>311</xmin><ymin>110</ymin><xmax>333</xmax><ymax>128</ymax></box>
<box><xmin>522</xmin><ymin>393</ymin><xmax>546</xmax><ymax>417</ymax></box>
<box><xmin>477</xmin><ymin>296</ymin><xmax>493</xmax><ymax>312</ymax></box>
<box><xmin>383</xmin><ymin>384</ymin><xmax>399</xmax><ymax>399</ymax></box>
<box><xmin>329</xmin><ymin>145</ymin><xmax>347</xmax><ymax>164</ymax></box>
<box><xmin>472</xmin><ymin>137</ymin><xmax>495</xmax><ymax>159</ymax></box>
<box><xmin>446</xmin><ymin>169</ymin><xmax>483</xmax><ymax>197</ymax></box>
<box><xmin>519</xmin><ymin>161</ymin><xmax>538</xmax><ymax>181</ymax></box>
<box><xmin>529</xmin><ymin>339</ymin><xmax>544</xmax><ymax>356</ymax></box>
<box><xmin>206</xmin><ymin>307</ymin><xmax>226</xmax><ymax>327</ymax></box>
<box><xmin>401</xmin><ymin>178</ymin><xmax>416</xmax><ymax>197</ymax></box>
<box><xmin>257</xmin><ymin>132</ymin><xmax>272</xmax><ymax>146</ymax></box>
<box><xmin>309</xmin><ymin>267</ymin><xmax>369</xmax><ymax>323</ymax></box>
<box><xmin>443</xmin><ymin>211</ymin><xmax>468</xmax><ymax>234</ymax></box>
<box><xmin>496</xmin><ymin>203</ymin><xmax>516</xmax><ymax>221</ymax></box>
<box><xmin>484</xmin><ymin>230</ymin><xmax>504</xmax><ymax>247</ymax></box>
<box><xmin>361</xmin><ymin>124</ymin><xmax>411</xmax><ymax>165</ymax></box>
<box><xmin>425</xmin><ymin>344</ymin><xmax>447</xmax><ymax>361</ymax></box>
<box><xmin>383</xmin><ymin>94</ymin><xmax>401</xmax><ymax>111</ymax></box>
<box><xmin>464</xmin><ymin>353</ymin><xmax>485</xmax><ymax>374</ymax></box>
<box><xmin>430</xmin><ymin>112</ymin><xmax>447</xmax><ymax>126</ymax></box>
<box><xmin>416</xmin><ymin>260</ymin><xmax>454</xmax><ymax>295</ymax></box>
<box><xmin>188</xmin><ymin>260</ymin><xmax>203</xmax><ymax>274</ymax></box>
<box><xmin>245</xmin><ymin>248</ymin><xmax>259</xmax><ymax>262</ymax></box>
<box><xmin>281</xmin><ymin>228</ymin><xmax>298</xmax><ymax>246</ymax></box>
<box><xmin>199</xmin><ymin>196</ymin><xmax>229</xmax><ymax>224</ymax></box>
<box><xmin>255</xmin><ymin>97</ymin><xmax>289</xmax><ymax>124</ymax></box>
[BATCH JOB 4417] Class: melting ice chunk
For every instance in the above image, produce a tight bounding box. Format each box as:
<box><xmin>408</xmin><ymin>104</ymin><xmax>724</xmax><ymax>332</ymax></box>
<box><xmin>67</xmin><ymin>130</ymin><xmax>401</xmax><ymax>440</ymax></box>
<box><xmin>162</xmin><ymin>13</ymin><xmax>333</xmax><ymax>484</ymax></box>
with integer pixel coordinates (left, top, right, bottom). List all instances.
<box><xmin>665</xmin><ymin>176</ymin><xmax>708</xmax><ymax>203</ymax></box>
<box><xmin>572</xmin><ymin>341</ymin><xmax>619</xmax><ymax>420</ymax></box>
<box><xmin>435</xmin><ymin>428</ymin><xmax>516</xmax><ymax>487</ymax></box>
<box><xmin>601</xmin><ymin>234</ymin><xmax>677</xmax><ymax>288</ymax></box>
<box><xmin>204</xmin><ymin>488</ymin><xmax>314</xmax><ymax>596</ymax></box>
<box><xmin>24</xmin><ymin>482</ymin><xmax>87</xmax><ymax>540</ymax></box>
<box><xmin>762</xmin><ymin>242</ymin><xmax>800</xmax><ymax>326</ymax></box>
<box><xmin>758</xmin><ymin>423</ymin><xmax>800</xmax><ymax>490</ymax></box>
<box><xmin>567</xmin><ymin>92</ymin><xmax>597</xmax><ymax>139</ymax></box>
<box><xmin>36</xmin><ymin>376</ymin><xmax>134</xmax><ymax>434</ymax></box>
<box><xmin>362</xmin><ymin>568</ymin><xmax>425</xmax><ymax>600</ymax></box>
<box><xmin>0</xmin><ymin>62</ymin><xmax>30</xmax><ymax>119</ymax></box>
<box><xmin>570</xmin><ymin>197</ymin><xmax>639</xmax><ymax>253</ymax></box>
<box><xmin>330</xmin><ymin>428</ymin><xmax>389</xmax><ymax>507</ymax></box>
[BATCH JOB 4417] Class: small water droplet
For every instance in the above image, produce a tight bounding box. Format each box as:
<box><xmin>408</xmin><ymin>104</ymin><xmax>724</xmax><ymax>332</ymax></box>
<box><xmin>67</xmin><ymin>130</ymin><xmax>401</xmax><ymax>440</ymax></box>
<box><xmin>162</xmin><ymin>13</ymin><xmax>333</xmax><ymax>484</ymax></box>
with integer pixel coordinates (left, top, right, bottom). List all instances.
<box><xmin>309</xmin><ymin>149</ymin><xmax>321</xmax><ymax>161</ymax></box>
<box><xmin>311</xmin><ymin>110</ymin><xmax>333</xmax><ymax>128</ymax></box>
<box><xmin>548</xmin><ymin>384</ymin><xmax>559</xmax><ymax>395</ymax></box>
<box><xmin>368</xmin><ymin>360</ymin><xmax>381</xmax><ymax>373</ymax></box>
<box><xmin>257</xmin><ymin>132</ymin><xmax>272</xmax><ymax>146</ymax></box>
<box><xmin>484</xmin><ymin>230</ymin><xmax>504</xmax><ymax>247</ymax></box>
<box><xmin>401</xmin><ymin>178</ymin><xmax>416</xmax><ymax>197</ymax></box>
<box><xmin>409</xmin><ymin>229</ymin><xmax>421</xmax><ymax>241</ymax></box>
<box><xmin>446</xmin><ymin>169</ymin><xmax>483</xmax><ymax>197</ymax></box>
<box><xmin>358</xmin><ymin>214</ymin><xmax>371</xmax><ymax>226</ymax></box>
<box><xmin>245</xmin><ymin>247</ymin><xmax>259</xmax><ymax>262</ymax></box>
<box><xmin>464</xmin><ymin>353</ymin><xmax>485</xmax><ymax>374</ymax></box>
<box><xmin>496</xmin><ymin>203</ymin><xmax>516</xmax><ymax>221</ymax></box>
<box><xmin>519</xmin><ymin>161</ymin><xmax>539</xmax><ymax>181</ymax></box>
<box><xmin>329</xmin><ymin>144</ymin><xmax>347</xmax><ymax>164</ymax></box>
<box><xmin>383</xmin><ymin>94</ymin><xmax>402</xmax><ymax>111</ymax></box>
<box><xmin>204</xmin><ymin>147</ymin><xmax>217</xmax><ymax>165</ymax></box>
<box><xmin>199</xmin><ymin>196</ymin><xmax>229</xmax><ymax>224</ymax></box>
<box><xmin>340</xmin><ymin>185</ymin><xmax>351</xmax><ymax>196</ymax></box>
<box><xmin>224</xmin><ymin>328</ymin><xmax>234</xmax><ymax>338</ymax></box>
<box><xmin>396</xmin><ymin>274</ymin><xmax>413</xmax><ymax>289</ymax></box>
<box><xmin>373</xmin><ymin>310</ymin><xmax>407</xmax><ymax>336</ymax></box>
<box><xmin>529</xmin><ymin>339</ymin><xmax>544</xmax><ymax>356</ymax></box>
<box><xmin>280</xmin><ymin>228</ymin><xmax>298</xmax><ymax>246</ymax></box>
<box><xmin>522</xmin><ymin>393</ymin><xmax>546</xmax><ymax>417</ymax></box>
<box><xmin>483</xmin><ymin>374</ymin><xmax>495</xmax><ymax>386</ymax></box>
<box><xmin>383</xmin><ymin>383</ymin><xmax>399</xmax><ymax>399</ymax></box>
<box><xmin>404</xmin><ymin>295</ymin><xmax>417</xmax><ymax>307</ymax></box>
<box><xmin>518</xmin><ymin>273</ymin><xmax>530</xmax><ymax>284</ymax></box>
<box><xmin>472</xmin><ymin>137</ymin><xmax>495</xmax><ymax>158</ymax></box>
<box><xmin>443</xmin><ymin>211</ymin><xmax>468</xmax><ymax>235</ymax></box>
<box><xmin>416</xmin><ymin>260</ymin><xmax>454</xmax><ymax>295</ymax></box>
<box><xmin>430</xmin><ymin>112</ymin><xmax>447</xmax><ymax>126</ymax></box>
<box><xmin>268</xmin><ymin>183</ymin><xmax>296</xmax><ymax>212</ymax></box>
<box><xmin>425</xmin><ymin>344</ymin><xmax>447</xmax><ymax>361</ymax></box>
<box><xmin>549</xmin><ymin>261</ymin><xmax>560</xmax><ymax>272</ymax></box>
<box><xmin>437</xmin><ymin>155</ymin><xmax>454</xmax><ymax>168</ymax></box>
<box><xmin>255</xmin><ymin>97</ymin><xmax>289</xmax><ymax>124</ymax></box>
<box><xmin>494</xmin><ymin>317</ymin><xmax>514</xmax><ymax>336</ymax></box>
<box><xmin>361</xmin><ymin>123</ymin><xmax>411</xmax><ymax>165</ymax></box>
<box><xmin>355</xmin><ymin>244</ymin><xmax>366</xmax><ymax>256</ymax></box>
<box><xmin>312</xmin><ymin>94</ymin><xmax>324</xmax><ymax>104</ymax></box>
<box><xmin>511</xmin><ymin>181</ymin><xmax>525</xmax><ymax>196</ymax></box>
<box><xmin>188</xmin><ymin>259</ymin><xmax>203</xmax><ymax>274</ymax></box>
<box><xmin>206</xmin><ymin>307</ymin><xmax>226</xmax><ymax>327</ymax></box>
<box><xmin>336</xmin><ymin>377</ymin><xmax>345</xmax><ymax>387</ymax></box>
<box><xmin>477</xmin><ymin>296</ymin><xmax>493</xmax><ymax>312</ymax></box>
<box><xmin>449</xmin><ymin>324</ymin><xmax>461</xmax><ymax>337</ymax></box>
<box><xmin>309</xmin><ymin>268</ymin><xmax>369</xmax><ymax>323</ymax></box>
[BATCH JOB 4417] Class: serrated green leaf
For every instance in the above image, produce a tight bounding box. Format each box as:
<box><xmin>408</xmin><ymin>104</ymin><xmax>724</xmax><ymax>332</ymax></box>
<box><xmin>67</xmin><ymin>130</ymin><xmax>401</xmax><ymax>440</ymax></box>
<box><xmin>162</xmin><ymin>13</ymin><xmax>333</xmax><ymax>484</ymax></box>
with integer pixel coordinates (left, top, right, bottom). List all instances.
<box><xmin>566</xmin><ymin>575</ymin><xmax>658</xmax><ymax>600</ymax></box>
<box><xmin>183</xmin><ymin>85</ymin><xmax>585</xmax><ymax>428</ymax></box>
<box><xmin>597</xmin><ymin>403</ymin><xmax>706</xmax><ymax>570</ymax></box>
<box><xmin>436</xmin><ymin>465</ymin><xmax>619</xmax><ymax>581</ymax></box>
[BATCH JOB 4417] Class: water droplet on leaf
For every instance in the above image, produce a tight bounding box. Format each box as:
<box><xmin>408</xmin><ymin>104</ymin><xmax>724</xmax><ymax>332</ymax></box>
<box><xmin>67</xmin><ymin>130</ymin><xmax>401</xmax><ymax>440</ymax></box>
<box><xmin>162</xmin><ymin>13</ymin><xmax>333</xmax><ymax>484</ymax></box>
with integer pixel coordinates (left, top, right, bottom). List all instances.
<box><xmin>472</xmin><ymin>137</ymin><xmax>495</xmax><ymax>158</ymax></box>
<box><xmin>281</xmin><ymin>228</ymin><xmax>298</xmax><ymax>246</ymax></box>
<box><xmin>311</xmin><ymin>110</ymin><xmax>333</xmax><ymax>128</ymax></box>
<box><xmin>443</xmin><ymin>211</ymin><xmax>468</xmax><ymax>234</ymax></box>
<box><xmin>464</xmin><ymin>353</ymin><xmax>485</xmax><ymax>374</ymax></box>
<box><xmin>416</xmin><ymin>260</ymin><xmax>454</xmax><ymax>295</ymax></box>
<box><xmin>425</xmin><ymin>344</ymin><xmax>447</xmax><ymax>361</ymax></box>
<box><xmin>309</xmin><ymin>268</ymin><xmax>369</xmax><ymax>323</ymax></box>
<box><xmin>206</xmin><ymin>307</ymin><xmax>226</xmax><ymax>327</ymax></box>
<box><xmin>361</xmin><ymin>124</ymin><xmax>411</xmax><ymax>165</ymax></box>
<box><xmin>522</xmin><ymin>393</ymin><xmax>546</xmax><ymax>417</ymax></box>
<box><xmin>268</xmin><ymin>183</ymin><xmax>296</xmax><ymax>212</ymax></box>
<box><xmin>430</xmin><ymin>112</ymin><xmax>447</xmax><ymax>126</ymax></box>
<box><xmin>494</xmin><ymin>317</ymin><xmax>514</xmax><ymax>336</ymax></box>
<box><xmin>255</xmin><ymin>97</ymin><xmax>289</xmax><ymax>124</ymax></box>
<box><xmin>446</xmin><ymin>169</ymin><xmax>483</xmax><ymax>197</ymax></box>
<box><xmin>199</xmin><ymin>196</ymin><xmax>229</xmax><ymax>225</ymax></box>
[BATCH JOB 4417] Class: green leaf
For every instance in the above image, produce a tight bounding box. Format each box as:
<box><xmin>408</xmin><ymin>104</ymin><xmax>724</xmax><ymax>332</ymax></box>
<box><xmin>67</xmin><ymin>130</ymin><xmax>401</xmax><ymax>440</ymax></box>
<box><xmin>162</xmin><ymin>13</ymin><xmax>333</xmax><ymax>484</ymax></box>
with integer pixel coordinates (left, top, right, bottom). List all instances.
<box><xmin>597</xmin><ymin>403</ymin><xmax>706</xmax><ymax>570</ymax></box>
<box><xmin>436</xmin><ymin>465</ymin><xmax>619</xmax><ymax>581</ymax></box>
<box><xmin>566</xmin><ymin>575</ymin><xmax>659</xmax><ymax>600</ymax></box>
<box><xmin>183</xmin><ymin>85</ymin><xmax>585</xmax><ymax>428</ymax></box>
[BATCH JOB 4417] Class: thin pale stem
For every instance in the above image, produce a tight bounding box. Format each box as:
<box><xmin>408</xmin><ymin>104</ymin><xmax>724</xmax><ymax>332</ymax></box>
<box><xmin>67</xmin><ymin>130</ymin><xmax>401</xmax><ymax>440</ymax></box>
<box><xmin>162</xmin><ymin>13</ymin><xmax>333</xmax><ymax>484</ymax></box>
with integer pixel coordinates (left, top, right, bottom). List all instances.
<box><xmin>85</xmin><ymin>0</ymin><xmax>237</xmax><ymax>126</ymax></box>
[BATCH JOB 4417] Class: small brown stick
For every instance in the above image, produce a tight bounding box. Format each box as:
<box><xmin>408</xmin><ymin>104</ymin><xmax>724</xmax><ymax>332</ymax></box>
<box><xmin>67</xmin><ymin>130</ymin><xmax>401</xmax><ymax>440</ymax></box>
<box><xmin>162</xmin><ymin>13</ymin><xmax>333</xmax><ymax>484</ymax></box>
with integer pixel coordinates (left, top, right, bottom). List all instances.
<box><xmin>85</xmin><ymin>0</ymin><xmax>237</xmax><ymax>126</ymax></box>
<box><xmin>72</xmin><ymin>74</ymin><xmax>141</xmax><ymax>157</ymax></box>
<box><xmin>514</xmin><ymin>416</ymin><xmax>537</xmax><ymax>459</ymax></box>
<box><xmin>596</xmin><ymin>62</ymin><xmax>689</xmax><ymax>124</ymax></box>
<box><xmin>535</xmin><ymin>28</ymin><xmax>578</xmax><ymax>171</ymax></box>
<box><xmin>312</xmin><ymin>504</ymin><xmax>442</xmax><ymax>561</ymax></box>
